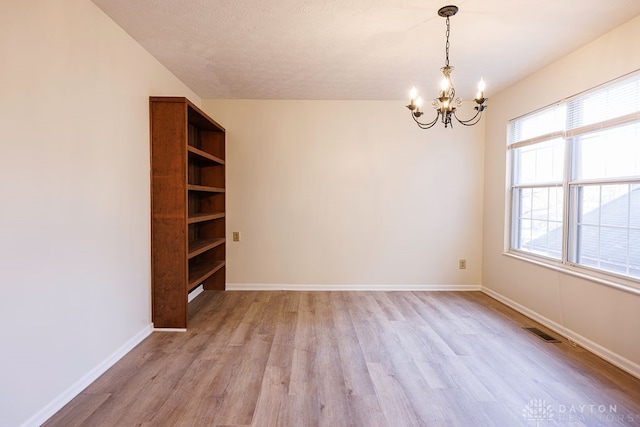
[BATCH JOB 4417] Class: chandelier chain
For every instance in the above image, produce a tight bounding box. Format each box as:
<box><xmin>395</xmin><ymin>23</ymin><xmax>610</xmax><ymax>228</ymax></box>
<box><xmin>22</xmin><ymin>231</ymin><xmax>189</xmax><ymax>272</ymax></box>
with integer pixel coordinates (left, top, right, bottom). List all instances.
<box><xmin>445</xmin><ymin>16</ymin><xmax>450</xmax><ymax>67</ymax></box>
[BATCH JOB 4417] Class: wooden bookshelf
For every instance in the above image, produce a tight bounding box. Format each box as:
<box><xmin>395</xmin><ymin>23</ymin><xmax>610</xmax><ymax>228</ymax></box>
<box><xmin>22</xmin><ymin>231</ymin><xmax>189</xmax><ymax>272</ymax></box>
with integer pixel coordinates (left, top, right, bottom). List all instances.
<box><xmin>150</xmin><ymin>96</ymin><xmax>226</xmax><ymax>329</ymax></box>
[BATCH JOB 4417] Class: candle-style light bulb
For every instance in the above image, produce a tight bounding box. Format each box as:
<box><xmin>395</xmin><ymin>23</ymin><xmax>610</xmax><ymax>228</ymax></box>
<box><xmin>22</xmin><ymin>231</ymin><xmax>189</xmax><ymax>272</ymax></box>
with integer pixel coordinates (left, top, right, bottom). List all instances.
<box><xmin>477</xmin><ymin>78</ymin><xmax>486</xmax><ymax>92</ymax></box>
<box><xmin>476</xmin><ymin>78</ymin><xmax>486</xmax><ymax>100</ymax></box>
<box><xmin>440</xmin><ymin>77</ymin><xmax>450</xmax><ymax>92</ymax></box>
<box><xmin>415</xmin><ymin>96</ymin><xmax>423</xmax><ymax>112</ymax></box>
<box><xmin>410</xmin><ymin>86</ymin><xmax>418</xmax><ymax>101</ymax></box>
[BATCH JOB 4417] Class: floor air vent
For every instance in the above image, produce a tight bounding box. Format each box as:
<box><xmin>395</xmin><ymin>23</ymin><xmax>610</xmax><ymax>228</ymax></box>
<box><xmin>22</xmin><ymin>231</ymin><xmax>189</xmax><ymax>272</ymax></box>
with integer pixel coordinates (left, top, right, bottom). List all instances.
<box><xmin>524</xmin><ymin>327</ymin><xmax>561</xmax><ymax>343</ymax></box>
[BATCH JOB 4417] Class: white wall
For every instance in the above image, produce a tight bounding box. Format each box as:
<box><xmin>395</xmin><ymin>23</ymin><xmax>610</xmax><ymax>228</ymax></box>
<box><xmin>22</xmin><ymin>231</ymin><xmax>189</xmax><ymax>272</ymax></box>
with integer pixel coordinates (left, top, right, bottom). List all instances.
<box><xmin>0</xmin><ymin>1</ymin><xmax>198</xmax><ymax>425</ymax></box>
<box><xmin>483</xmin><ymin>14</ymin><xmax>640</xmax><ymax>374</ymax></box>
<box><xmin>203</xmin><ymin>100</ymin><xmax>485</xmax><ymax>289</ymax></box>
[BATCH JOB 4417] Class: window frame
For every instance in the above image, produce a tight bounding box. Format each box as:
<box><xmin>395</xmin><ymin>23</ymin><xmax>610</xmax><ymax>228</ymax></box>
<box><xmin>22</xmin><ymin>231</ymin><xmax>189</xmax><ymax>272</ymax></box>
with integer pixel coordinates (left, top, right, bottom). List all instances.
<box><xmin>506</xmin><ymin>71</ymin><xmax>640</xmax><ymax>290</ymax></box>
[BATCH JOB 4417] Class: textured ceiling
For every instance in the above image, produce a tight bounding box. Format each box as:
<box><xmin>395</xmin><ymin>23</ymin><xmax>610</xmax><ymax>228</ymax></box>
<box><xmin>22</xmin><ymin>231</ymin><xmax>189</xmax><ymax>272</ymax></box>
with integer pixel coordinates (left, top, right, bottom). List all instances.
<box><xmin>92</xmin><ymin>0</ymin><xmax>640</xmax><ymax>100</ymax></box>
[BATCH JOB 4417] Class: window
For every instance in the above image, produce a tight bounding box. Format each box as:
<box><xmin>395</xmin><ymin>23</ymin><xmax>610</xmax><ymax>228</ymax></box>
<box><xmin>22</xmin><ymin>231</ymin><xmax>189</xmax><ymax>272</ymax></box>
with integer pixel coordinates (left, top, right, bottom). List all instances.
<box><xmin>508</xmin><ymin>72</ymin><xmax>640</xmax><ymax>283</ymax></box>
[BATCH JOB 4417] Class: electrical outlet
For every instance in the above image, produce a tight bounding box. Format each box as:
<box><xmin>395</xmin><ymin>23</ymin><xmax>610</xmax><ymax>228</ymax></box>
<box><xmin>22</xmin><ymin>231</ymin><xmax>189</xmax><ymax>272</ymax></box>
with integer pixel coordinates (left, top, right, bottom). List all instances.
<box><xmin>459</xmin><ymin>259</ymin><xmax>467</xmax><ymax>269</ymax></box>
<box><xmin>232</xmin><ymin>231</ymin><xmax>240</xmax><ymax>242</ymax></box>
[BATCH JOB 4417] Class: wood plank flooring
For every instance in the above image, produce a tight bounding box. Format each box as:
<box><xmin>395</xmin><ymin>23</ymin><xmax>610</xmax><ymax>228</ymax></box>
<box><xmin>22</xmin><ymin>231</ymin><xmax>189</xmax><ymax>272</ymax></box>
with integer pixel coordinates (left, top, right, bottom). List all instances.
<box><xmin>44</xmin><ymin>291</ymin><xmax>640</xmax><ymax>426</ymax></box>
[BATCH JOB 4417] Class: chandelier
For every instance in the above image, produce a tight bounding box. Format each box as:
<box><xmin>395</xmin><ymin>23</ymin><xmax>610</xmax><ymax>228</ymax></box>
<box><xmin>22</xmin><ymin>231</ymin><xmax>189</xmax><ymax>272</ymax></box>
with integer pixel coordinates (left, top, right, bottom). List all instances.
<box><xmin>406</xmin><ymin>5</ymin><xmax>487</xmax><ymax>129</ymax></box>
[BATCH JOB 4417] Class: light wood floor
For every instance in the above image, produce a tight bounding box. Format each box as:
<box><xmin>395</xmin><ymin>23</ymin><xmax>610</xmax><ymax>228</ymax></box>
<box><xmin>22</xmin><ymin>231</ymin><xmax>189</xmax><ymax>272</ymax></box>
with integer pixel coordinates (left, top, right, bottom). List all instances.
<box><xmin>45</xmin><ymin>291</ymin><xmax>640</xmax><ymax>426</ymax></box>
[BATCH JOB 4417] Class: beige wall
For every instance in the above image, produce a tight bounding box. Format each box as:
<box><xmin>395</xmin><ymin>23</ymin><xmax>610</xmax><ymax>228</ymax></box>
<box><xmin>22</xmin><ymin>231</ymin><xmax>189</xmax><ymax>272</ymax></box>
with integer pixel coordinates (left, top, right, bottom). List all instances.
<box><xmin>483</xmin><ymin>14</ymin><xmax>640</xmax><ymax>375</ymax></box>
<box><xmin>0</xmin><ymin>1</ymin><xmax>198</xmax><ymax>425</ymax></box>
<box><xmin>203</xmin><ymin>100</ymin><xmax>485</xmax><ymax>288</ymax></box>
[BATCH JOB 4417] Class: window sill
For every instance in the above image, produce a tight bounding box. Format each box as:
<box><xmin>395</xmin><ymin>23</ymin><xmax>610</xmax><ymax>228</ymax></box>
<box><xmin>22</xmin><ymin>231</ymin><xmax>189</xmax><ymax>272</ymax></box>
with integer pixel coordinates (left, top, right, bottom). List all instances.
<box><xmin>503</xmin><ymin>251</ymin><xmax>640</xmax><ymax>297</ymax></box>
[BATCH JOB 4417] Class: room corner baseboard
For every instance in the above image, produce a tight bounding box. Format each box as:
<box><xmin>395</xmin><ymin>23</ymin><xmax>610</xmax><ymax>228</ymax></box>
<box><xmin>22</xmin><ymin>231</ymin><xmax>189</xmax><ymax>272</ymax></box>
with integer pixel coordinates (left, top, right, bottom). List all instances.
<box><xmin>481</xmin><ymin>286</ymin><xmax>640</xmax><ymax>380</ymax></box>
<box><xmin>226</xmin><ymin>283</ymin><xmax>481</xmax><ymax>291</ymax></box>
<box><xmin>22</xmin><ymin>324</ymin><xmax>153</xmax><ymax>427</ymax></box>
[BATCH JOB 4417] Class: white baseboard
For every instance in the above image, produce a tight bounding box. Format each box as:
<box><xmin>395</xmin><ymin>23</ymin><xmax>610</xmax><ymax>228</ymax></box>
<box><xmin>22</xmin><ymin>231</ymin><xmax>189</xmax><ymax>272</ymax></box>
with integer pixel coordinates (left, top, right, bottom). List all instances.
<box><xmin>226</xmin><ymin>283</ymin><xmax>481</xmax><ymax>291</ymax></box>
<box><xmin>481</xmin><ymin>286</ymin><xmax>640</xmax><ymax>380</ymax></box>
<box><xmin>153</xmin><ymin>327</ymin><xmax>187</xmax><ymax>332</ymax></box>
<box><xmin>188</xmin><ymin>284</ymin><xmax>204</xmax><ymax>302</ymax></box>
<box><xmin>21</xmin><ymin>324</ymin><xmax>153</xmax><ymax>427</ymax></box>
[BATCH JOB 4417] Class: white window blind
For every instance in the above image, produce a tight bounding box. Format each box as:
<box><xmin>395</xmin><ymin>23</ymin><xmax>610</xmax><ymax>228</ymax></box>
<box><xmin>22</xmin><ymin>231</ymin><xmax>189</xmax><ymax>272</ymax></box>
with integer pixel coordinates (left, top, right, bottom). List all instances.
<box><xmin>510</xmin><ymin>104</ymin><xmax>565</xmax><ymax>146</ymax></box>
<box><xmin>567</xmin><ymin>75</ymin><xmax>640</xmax><ymax>132</ymax></box>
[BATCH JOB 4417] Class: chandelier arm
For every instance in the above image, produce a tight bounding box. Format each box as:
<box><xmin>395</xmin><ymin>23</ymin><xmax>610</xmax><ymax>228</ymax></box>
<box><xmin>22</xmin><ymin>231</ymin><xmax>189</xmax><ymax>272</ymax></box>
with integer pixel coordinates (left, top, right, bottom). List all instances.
<box><xmin>411</xmin><ymin>110</ymin><xmax>440</xmax><ymax>129</ymax></box>
<box><xmin>452</xmin><ymin>108</ymin><xmax>485</xmax><ymax>126</ymax></box>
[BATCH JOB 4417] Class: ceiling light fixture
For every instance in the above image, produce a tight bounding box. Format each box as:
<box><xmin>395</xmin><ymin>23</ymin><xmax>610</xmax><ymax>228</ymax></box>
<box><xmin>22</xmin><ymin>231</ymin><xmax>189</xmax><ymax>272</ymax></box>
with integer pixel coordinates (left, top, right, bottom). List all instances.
<box><xmin>406</xmin><ymin>5</ymin><xmax>487</xmax><ymax>129</ymax></box>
